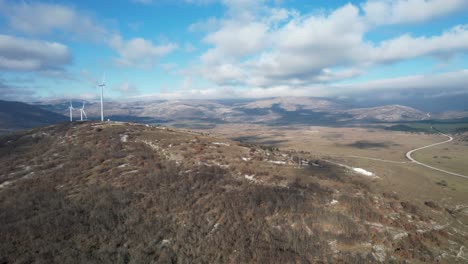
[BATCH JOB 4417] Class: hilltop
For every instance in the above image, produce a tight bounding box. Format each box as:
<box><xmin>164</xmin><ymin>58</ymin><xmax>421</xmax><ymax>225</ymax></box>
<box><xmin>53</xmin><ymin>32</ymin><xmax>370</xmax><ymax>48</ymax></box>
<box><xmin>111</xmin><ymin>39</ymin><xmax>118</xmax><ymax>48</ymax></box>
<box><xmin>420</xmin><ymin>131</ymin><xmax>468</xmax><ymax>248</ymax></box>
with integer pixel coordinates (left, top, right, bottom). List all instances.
<box><xmin>1</xmin><ymin>122</ymin><xmax>466</xmax><ymax>263</ymax></box>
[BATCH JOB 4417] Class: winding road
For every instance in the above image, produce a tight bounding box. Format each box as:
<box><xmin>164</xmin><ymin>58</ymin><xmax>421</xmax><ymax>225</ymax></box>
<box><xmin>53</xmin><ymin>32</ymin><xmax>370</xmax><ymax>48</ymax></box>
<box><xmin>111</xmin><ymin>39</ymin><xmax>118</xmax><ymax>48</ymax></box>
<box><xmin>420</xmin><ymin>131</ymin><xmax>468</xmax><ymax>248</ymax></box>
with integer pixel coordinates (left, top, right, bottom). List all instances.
<box><xmin>405</xmin><ymin>131</ymin><xmax>468</xmax><ymax>179</ymax></box>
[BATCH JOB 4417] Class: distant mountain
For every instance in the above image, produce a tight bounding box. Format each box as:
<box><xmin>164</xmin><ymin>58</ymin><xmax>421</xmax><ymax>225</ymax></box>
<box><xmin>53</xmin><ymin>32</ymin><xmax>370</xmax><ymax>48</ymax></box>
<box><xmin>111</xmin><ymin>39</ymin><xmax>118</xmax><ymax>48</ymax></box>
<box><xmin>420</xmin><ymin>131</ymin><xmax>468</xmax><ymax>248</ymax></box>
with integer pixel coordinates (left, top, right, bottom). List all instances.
<box><xmin>0</xmin><ymin>100</ymin><xmax>67</xmax><ymax>133</ymax></box>
<box><xmin>343</xmin><ymin>105</ymin><xmax>429</xmax><ymax>122</ymax></box>
<box><xmin>241</xmin><ymin>97</ymin><xmax>342</xmax><ymax>112</ymax></box>
<box><xmin>33</xmin><ymin>97</ymin><xmax>468</xmax><ymax>127</ymax></box>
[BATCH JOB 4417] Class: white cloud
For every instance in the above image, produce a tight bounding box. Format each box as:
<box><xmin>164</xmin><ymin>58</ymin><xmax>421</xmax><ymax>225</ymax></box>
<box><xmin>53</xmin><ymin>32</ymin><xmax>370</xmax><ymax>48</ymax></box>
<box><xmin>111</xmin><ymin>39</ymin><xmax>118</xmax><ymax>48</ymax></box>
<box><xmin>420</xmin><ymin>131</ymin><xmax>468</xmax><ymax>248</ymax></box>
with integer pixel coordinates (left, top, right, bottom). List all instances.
<box><xmin>193</xmin><ymin>0</ymin><xmax>468</xmax><ymax>88</ymax></box>
<box><xmin>109</xmin><ymin>35</ymin><xmax>177</xmax><ymax>68</ymax></box>
<box><xmin>370</xmin><ymin>25</ymin><xmax>468</xmax><ymax>63</ymax></box>
<box><xmin>131</xmin><ymin>0</ymin><xmax>219</xmax><ymax>5</ymax></box>
<box><xmin>136</xmin><ymin>70</ymin><xmax>468</xmax><ymax>100</ymax></box>
<box><xmin>0</xmin><ymin>35</ymin><xmax>72</xmax><ymax>71</ymax></box>
<box><xmin>114</xmin><ymin>81</ymin><xmax>140</xmax><ymax>95</ymax></box>
<box><xmin>202</xmin><ymin>21</ymin><xmax>269</xmax><ymax>63</ymax></box>
<box><xmin>339</xmin><ymin>70</ymin><xmax>468</xmax><ymax>93</ymax></box>
<box><xmin>0</xmin><ymin>0</ymin><xmax>109</xmax><ymax>42</ymax></box>
<box><xmin>189</xmin><ymin>17</ymin><xmax>221</xmax><ymax>32</ymax></box>
<box><xmin>362</xmin><ymin>0</ymin><xmax>468</xmax><ymax>26</ymax></box>
<box><xmin>184</xmin><ymin>42</ymin><xmax>197</xmax><ymax>52</ymax></box>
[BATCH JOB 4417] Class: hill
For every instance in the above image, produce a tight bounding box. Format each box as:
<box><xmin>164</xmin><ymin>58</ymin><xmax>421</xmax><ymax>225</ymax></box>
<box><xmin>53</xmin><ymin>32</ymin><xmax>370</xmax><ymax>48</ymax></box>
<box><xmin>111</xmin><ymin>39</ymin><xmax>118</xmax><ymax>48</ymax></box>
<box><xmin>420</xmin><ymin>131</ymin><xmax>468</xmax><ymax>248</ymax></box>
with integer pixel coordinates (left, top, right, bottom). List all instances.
<box><xmin>1</xmin><ymin>122</ymin><xmax>465</xmax><ymax>263</ymax></box>
<box><xmin>343</xmin><ymin>105</ymin><xmax>428</xmax><ymax>122</ymax></box>
<box><xmin>34</xmin><ymin>97</ymin><xmax>456</xmax><ymax>127</ymax></box>
<box><xmin>0</xmin><ymin>100</ymin><xmax>67</xmax><ymax>133</ymax></box>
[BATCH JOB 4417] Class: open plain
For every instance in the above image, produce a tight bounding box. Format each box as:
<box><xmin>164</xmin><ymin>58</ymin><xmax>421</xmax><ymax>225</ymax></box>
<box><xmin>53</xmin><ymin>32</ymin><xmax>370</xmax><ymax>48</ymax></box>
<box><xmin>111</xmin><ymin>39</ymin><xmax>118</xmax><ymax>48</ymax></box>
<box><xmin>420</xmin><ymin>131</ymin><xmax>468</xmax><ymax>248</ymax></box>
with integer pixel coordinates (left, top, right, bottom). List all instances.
<box><xmin>206</xmin><ymin>123</ymin><xmax>468</xmax><ymax>212</ymax></box>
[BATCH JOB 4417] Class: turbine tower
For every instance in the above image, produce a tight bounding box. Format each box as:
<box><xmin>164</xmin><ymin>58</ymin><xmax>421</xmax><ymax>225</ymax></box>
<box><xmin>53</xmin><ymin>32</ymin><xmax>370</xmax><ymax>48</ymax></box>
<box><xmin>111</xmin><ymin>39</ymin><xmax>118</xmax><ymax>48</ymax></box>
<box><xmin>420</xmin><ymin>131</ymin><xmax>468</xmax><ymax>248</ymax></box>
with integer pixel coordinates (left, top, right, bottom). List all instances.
<box><xmin>98</xmin><ymin>74</ymin><xmax>106</xmax><ymax>122</ymax></box>
<box><xmin>80</xmin><ymin>102</ymin><xmax>87</xmax><ymax>121</ymax></box>
<box><xmin>69</xmin><ymin>100</ymin><xmax>75</xmax><ymax>122</ymax></box>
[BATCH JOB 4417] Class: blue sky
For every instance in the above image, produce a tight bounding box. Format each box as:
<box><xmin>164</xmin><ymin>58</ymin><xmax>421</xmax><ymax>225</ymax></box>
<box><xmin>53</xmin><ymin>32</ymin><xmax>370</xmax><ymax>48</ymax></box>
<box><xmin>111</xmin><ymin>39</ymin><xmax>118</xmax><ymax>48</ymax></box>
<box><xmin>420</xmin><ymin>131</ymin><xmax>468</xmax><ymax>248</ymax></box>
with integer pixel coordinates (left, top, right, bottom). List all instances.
<box><xmin>0</xmin><ymin>0</ymin><xmax>467</xmax><ymax>101</ymax></box>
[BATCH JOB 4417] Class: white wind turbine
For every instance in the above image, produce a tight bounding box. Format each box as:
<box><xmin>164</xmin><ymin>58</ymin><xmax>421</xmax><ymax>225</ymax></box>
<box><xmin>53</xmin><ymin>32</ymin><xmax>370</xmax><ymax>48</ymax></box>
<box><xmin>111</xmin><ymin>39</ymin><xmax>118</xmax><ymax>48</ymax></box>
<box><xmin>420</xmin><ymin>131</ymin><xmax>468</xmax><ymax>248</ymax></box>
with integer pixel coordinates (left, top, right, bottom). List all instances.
<box><xmin>98</xmin><ymin>74</ymin><xmax>106</xmax><ymax>122</ymax></box>
<box><xmin>68</xmin><ymin>100</ymin><xmax>75</xmax><ymax>122</ymax></box>
<box><xmin>80</xmin><ymin>102</ymin><xmax>87</xmax><ymax>121</ymax></box>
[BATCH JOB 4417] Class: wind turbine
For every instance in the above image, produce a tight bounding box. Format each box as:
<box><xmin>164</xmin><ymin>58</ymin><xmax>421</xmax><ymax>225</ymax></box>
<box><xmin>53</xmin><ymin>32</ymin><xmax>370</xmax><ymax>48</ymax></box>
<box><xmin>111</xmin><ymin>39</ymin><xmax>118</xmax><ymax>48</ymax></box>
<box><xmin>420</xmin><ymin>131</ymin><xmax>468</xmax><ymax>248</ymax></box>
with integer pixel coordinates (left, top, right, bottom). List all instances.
<box><xmin>80</xmin><ymin>102</ymin><xmax>87</xmax><ymax>121</ymax></box>
<box><xmin>69</xmin><ymin>100</ymin><xmax>75</xmax><ymax>122</ymax></box>
<box><xmin>98</xmin><ymin>74</ymin><xmax>106</xmax><ymax>122</ymax></box>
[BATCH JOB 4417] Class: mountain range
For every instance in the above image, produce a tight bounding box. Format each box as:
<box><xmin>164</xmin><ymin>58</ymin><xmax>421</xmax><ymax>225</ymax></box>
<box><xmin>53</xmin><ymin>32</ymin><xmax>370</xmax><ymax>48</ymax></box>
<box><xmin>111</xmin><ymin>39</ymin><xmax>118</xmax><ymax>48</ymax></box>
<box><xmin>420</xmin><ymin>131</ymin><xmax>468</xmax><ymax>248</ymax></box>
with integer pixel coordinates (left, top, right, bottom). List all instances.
<box><xmin>35</xmin><ymin>97</ymin><xmax>468</xmax><ymax>125</ymax></box>
<box><xmin>1</xmin><ymin>97</ymin><xmax>468</xmax><ymax>133</ymax></box>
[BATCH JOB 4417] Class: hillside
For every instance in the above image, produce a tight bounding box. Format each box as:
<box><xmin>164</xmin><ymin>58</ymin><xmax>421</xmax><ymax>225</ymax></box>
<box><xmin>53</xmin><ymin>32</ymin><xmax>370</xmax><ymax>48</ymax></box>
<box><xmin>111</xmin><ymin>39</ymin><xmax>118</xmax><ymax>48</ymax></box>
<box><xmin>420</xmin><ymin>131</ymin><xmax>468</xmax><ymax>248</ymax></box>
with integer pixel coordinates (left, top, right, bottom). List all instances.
<box><xmin>34</xmin><ymin>97</ymin><xmax>456</xmax><ymax>127</ymax></box>
<box><xmin>343</xmin><ymin>105</ymin><xmax>428</xmax><ymax>122</ymax></box>
<box><xmin>0</xmin><ymin>100</ymin><xmax>67</xmax><ymax>133</ymax></box>
<box><xmin>1</xmin><ymin>122</ymin><xmax>466</xmax><ymax>263</ymax></box>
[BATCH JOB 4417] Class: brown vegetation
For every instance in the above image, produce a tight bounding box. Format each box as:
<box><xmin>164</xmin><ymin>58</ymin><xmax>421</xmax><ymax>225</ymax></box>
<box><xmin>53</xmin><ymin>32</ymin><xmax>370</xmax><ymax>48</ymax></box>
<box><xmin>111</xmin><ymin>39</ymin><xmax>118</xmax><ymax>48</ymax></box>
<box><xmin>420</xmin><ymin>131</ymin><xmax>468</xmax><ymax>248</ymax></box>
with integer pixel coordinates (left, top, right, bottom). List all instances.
<box><xmin>0</xmin><ymin>122</ymin><xmax>464</xmax><ymax>263</ymax></box>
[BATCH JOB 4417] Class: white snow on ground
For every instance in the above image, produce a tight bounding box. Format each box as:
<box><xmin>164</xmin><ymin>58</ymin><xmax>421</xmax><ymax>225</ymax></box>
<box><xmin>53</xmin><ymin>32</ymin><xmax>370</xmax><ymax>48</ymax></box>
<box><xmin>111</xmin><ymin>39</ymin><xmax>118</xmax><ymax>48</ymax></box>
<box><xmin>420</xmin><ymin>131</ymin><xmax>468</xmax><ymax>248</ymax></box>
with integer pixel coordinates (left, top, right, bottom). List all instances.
<box><xmin>120</xmin><ymin>134</ymin><xmax>129</xmax><ymax>142</ymax></box>
<box><xmin>213</xmin><ymin>142</ymin><xmax>230</xmax><ymax>146</ymax></box>
<box><xmin>0</xmin><ymin>181</ymin><xmax>13</xmax><ymax>189</ymax></box>
<box><xmin>352</xmin><ymin>168</ymin><xmax>375</xmax><ymax>177</ymax></box>
<box><xmin>330</xmin><ymin>199</ymin><xmax>339</xmax><ymax>205</ymax></box>
<box><xmin>245</xmin><ymin>174</ymin><xmax>261</xmax><ymax>183</ymax></box>
<box><xmin>269</xmin><ymin>160</ymin><xmax>287</xmax><ymax>165</ymax></box>
<box><xmin>117</xmin><ymin>164</ymin><xmax>129</xmax><ymax>168</ymax></box>
<box><xmin>245</xmin><ymin>175</ymin><xmax>255</xmax><ymax>181</ymax></box>
<box><xmin>121</xmin><ymin>170</ymin><xmax>139</xmax><ymax>176</ymax></box>
<box><xmin>372</xmin><ymin>245</ymin><xmax>387</xmax><ymax>262</ymax></box>
<box><xmin>241</xmin><ymin>157</ymin><xmax>251</xmax><ymax>161</ymax></box>
<box><xmin>393</xmin><ymin>232</ymin><xmax>408</xmax><ymax>240</ymax></box>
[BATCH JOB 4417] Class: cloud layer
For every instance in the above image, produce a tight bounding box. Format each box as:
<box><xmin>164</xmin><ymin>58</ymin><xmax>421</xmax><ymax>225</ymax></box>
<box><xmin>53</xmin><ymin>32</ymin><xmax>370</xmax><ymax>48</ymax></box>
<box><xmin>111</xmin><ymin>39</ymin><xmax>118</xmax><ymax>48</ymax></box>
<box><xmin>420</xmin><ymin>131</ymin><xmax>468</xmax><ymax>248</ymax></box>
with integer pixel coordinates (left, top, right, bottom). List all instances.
<box><xmin>0</xmin><ymin>35</ymin><xmax>72</xmax><ymax>71</ymax></box>
<box><xmin>193</xmin><ymin>0</ymin><xmax>468</xmax><ymax>89</ymax></box>
<box><xmin>0</xmin><ymin>0</ymin><xmax>467</xmax><ymax>102</ymax></box>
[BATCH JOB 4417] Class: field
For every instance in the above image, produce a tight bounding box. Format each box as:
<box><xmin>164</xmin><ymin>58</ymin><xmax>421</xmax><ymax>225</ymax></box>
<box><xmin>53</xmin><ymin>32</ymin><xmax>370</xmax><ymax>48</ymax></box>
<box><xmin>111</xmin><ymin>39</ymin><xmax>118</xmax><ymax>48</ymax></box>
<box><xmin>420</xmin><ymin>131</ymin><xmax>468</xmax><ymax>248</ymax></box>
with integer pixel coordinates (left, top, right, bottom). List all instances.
<box><xmin>384</xmin><ymin>121</ymin><xmax>468</xmax><ymax>134</ymax></box>
<box><xmin>205</xmin><ymin>124</ymin><xmax>468</xmax><ymax>206</ymax></box>
<box><xmin>413</xmin><ymin>137</ymin><xmax>468</xmax><ymax>176</ymax></box>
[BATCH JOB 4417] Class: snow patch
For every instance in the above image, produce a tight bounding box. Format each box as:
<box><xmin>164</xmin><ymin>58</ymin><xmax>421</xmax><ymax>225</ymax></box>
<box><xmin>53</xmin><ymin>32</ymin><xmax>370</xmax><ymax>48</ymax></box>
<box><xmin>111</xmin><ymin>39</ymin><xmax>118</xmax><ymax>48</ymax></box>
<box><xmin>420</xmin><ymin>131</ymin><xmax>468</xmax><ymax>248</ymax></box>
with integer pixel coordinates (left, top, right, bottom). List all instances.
<box><xmin>241</xmin><ymin>157</ymin><xmax>251</xmax><ymax>162</ymax></box>
<box><xmin>245</xmin><ymin>174</ymin><xmax>262</xmax><ymax>184</ymax></box>
<box><xmin>352</xmin><ymin>168</ymin><xmax>375</xmax><ymax>177</ymax></box>
<box><xmin>269</xmin><ymin>160</ymin><xmax>287</xmax><ymax>165</ymax></box>
<box><xmin>372</xmin><ymin>245</ymin><xmax>386</xmax><ymax>262</ymax></box>
<box><xmin>393</xmin><ymin>232</ymin><xmax>408</xmax><ymax>240</ymax></box>
<box><xmin>120</xmin><ymin>134</ymin><xmax>129</xmax><ymax>142</ymax></box>
<box><xmin>122</xmin><ymin>170</ymin><xmax>138</xmax><ymax>176</ymax></box>
<box><xmin>213</xmin><ymin>142</ymin><xmax>230</xmax><ymax>146</ymax></box>
<box><xmin>245</xmin><ymin>174</ymin><xmax>256</xmax><ymax>181</ymax></box>
<box><xmin>0</xmin><ymin>181</ymin><xmax>13</xmax><ymax>189</ymax></box>
<box><xmin>330</xmin><ymin>199</ymin><xmax>339</xmax><ymax>205</ymax></box>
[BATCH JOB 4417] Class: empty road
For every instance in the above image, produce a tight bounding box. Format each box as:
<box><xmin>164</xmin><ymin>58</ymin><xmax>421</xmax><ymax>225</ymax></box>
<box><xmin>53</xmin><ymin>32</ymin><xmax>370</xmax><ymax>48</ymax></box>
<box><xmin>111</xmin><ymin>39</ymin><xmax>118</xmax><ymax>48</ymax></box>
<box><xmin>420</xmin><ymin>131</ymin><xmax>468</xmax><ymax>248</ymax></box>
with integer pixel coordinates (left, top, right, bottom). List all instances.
<box><xmin>406</xmin><ymin>132</ymin><xmax>468</xmax><ymax>179</ymax></box>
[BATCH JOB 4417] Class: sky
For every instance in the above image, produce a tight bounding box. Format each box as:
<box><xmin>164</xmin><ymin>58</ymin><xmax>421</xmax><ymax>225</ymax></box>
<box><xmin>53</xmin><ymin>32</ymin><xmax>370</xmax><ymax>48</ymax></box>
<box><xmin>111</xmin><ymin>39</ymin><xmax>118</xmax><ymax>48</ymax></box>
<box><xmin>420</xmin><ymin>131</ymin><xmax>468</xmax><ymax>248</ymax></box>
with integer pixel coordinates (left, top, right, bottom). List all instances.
<box><xmin>0</xmin><ymin>0</ymin><xmax>467</xmax><ymax>102</ymax></box>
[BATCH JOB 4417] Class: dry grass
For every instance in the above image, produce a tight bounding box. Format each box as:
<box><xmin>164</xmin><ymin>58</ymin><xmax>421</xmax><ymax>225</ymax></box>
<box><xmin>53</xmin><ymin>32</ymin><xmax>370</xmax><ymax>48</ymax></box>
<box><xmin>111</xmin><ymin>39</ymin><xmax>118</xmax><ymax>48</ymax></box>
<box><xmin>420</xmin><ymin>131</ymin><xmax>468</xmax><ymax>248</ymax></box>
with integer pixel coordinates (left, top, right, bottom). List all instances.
<box><xmin>0</xmin><ymin>122</ymin><xmax>466</xmax><ymax>263</ymax></box>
